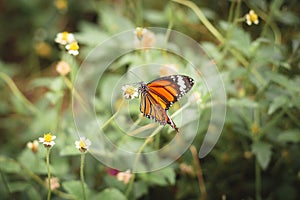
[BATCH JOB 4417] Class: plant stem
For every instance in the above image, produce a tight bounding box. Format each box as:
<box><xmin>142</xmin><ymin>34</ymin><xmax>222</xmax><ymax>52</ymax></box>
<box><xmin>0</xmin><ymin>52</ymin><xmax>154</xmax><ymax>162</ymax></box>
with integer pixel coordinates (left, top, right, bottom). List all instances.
<box><xmin>255</xmin><ymin>159</ymin><xmax>262</xmax><ymax>200</ymax></box>
<box><xmin>0</xmin><ymin>72</ymin><xmax>38</xmax><ymax>114</ymax></box>
<box><xmin>0</xmin><ymin>157</ymin><xmax>75</xmax><ymax>199</ymax></box>
<box><xmin>0</xmin><ymin>169</ymin><xmax>11</xmax><ymax>196</ymax></box>
<box><xmin>228</xmin><ymin>0</ymin><xmax>236</xmax><ymax>22</ymax></box>
<box><xmin>190</xmin><ymin>145</ymin><xmax>207</xmax><ymax>200</ymax></box>
<box><xmin>80</xmin><ymin>153</ymin><xmax>87</xmax><ymax>200</ymax></box>
<box><xmin>135</xmin><ymin>0</ymin><xmax>143</xmax><ymax>26</ymax></box>
<box><xmin>46</xmin><ymin>148</ymin><xmax>51</xmax><ymax>200</ymax></box>
<box><xmin>101</xmin><ymin>100</ymin><xmax>124</xmax><ymax>131</ymax></box>
<box><xmin>172</xmin><ymin>0</ymin><xmax>225</xmax><ymax>44</ymax></box>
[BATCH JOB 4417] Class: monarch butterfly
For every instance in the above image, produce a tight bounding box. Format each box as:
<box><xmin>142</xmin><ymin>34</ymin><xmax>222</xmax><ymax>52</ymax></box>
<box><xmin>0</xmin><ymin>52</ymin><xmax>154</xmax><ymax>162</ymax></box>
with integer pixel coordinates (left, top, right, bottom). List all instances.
<box><xmin>139</xmin><ymin>75</ymin><xmax>194</xmax><ymax>132</ymax></box>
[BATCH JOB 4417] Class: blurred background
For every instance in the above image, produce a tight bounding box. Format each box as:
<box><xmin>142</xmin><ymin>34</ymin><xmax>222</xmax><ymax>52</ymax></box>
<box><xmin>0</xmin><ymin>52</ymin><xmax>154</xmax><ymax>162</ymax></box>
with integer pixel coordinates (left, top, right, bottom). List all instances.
<box><xmin>0</xmin><ymin>0</ymin><xmax>300</xmax><ymax>199</ymax></box>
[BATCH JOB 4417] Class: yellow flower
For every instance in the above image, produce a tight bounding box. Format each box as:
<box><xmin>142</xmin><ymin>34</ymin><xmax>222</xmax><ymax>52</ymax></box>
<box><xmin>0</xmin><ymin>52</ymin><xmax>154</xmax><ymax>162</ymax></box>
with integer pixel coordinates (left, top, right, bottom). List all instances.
<box><xmin>116</xmin><ymin>170</ymin><xmax>132</xmax><ymax>184</ymax></box>
<box><xmin>122</xmin><ymin>85</ymin><xmax>139</xmax><ymax>100</ymax></box>
<box><xmin>55</xmin><ymin>32</ymin><xmax>75</xmax><ymax>45</ymax></box>
<box><xmin>56</xmin><ymin>61</ymin><xmax>71</xmax><ymax>76</ymax></box>
<box><xmin>27</xmin><ymin>140</ymin><xmax>39</xmax><ymax>153</ymax></box>
<box><xmin>39</xmin><ymin>133</ymin><xmax>56</xmax><ymax>148</ymax></box>
<box><xmin>75</xmin><ymin>137</ymin><xmax>91</xmax><ymax>153</ymax></box>
<box><xmin>65</xmin><ymin>41</ymin><xmax>79</xmax><ymax>56</ymax></box>
<box><xmin>245</xmin><ymin>10</ymin><xmax>259</xmax><ymax>26</ymax></box>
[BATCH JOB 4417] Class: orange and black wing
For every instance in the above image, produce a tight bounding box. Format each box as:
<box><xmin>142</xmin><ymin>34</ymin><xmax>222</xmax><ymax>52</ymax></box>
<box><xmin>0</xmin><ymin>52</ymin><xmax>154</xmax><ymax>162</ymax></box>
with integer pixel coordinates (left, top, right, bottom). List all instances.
<box><xmin>140</xmin><ymin>91</ymin><xmax>167</xmax><ymax>125</ymax></box>
<box><xmin>140</xmin><ymin>90</ymin><xmax>178</xmax><ymax>131</ymax></box>
<box><xmin>139</xmin><ymin>75</ymin><xmax>194</xmax><ymax>131</ymax></box>
<box><xmin>146</xmin><ymin>75</ymin><xmax>194</xmax><ymax>110</ymax></box>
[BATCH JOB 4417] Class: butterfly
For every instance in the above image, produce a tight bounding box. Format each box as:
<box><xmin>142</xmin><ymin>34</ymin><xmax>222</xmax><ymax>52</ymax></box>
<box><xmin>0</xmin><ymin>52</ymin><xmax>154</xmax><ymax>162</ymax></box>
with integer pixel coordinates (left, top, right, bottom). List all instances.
<box><xmin>138</xmin><ymin>75</ymin><xmax>194</xmax><ymax>132</ymax></box>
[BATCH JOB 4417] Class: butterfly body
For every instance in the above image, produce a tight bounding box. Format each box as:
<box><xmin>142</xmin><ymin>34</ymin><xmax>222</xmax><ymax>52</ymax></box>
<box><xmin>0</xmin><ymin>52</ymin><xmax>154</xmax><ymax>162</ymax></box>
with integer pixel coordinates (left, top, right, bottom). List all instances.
<box><xmin>139</xmin><ymin>75</ymin><xmax>194</xmax><ymax>132</ymax></box>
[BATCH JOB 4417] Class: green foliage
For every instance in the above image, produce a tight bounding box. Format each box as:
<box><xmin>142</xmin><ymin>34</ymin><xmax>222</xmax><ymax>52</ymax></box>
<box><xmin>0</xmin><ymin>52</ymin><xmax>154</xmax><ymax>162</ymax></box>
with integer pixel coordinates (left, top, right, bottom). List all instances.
<box><xmin>0</xmin><ymin>0</ymin><xmax>300</xmax><ymax>199</ymax></box>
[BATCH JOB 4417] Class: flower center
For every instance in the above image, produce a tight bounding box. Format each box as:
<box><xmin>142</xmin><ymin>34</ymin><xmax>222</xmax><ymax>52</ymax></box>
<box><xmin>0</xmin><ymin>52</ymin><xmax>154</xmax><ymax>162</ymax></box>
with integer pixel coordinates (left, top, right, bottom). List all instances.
<box><xmin>62</xmin><ymin>32</ymin><xmax>69</xmax><ymax>41</ymax></box>
<box><xmin>249</xmin><ymin>10</ymin><xmax>258</xmax><ymax>22</ymax></box>
<box><xmin>79</xmin><ymin>140</ymin><xmax>86</xmax><ymax>148</ymax></box>
<box><xmin>69</xmin><ymin>42</ymin><xmax>79</xmax><ymax>50</ymax></box>
<box><xmin>126</xmin><ymin>86</ymin><xmax>136</xmax><ymax>95</ymax></box>
<box><xmin>44</xmin><ymin>134</ymin><xmax>53</xmax><ymax>142</ymax></box>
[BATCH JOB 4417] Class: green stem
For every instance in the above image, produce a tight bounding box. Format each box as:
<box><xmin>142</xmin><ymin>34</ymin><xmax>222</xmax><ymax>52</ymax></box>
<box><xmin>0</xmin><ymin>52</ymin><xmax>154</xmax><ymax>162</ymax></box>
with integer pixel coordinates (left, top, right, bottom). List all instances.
<box><xmin>63</xmin><ymin>76</ymin><xmax>89</xmax><ymax>114</ymax></box>
<box><xmin>255</xmin><ymin>159</ymin><xmax>262</xmax><ymax>200</ymax></box>
<box><xmin>80</xmin><ymin>153</ymin><xmax>87</xmax><ymax>200</ymax></box>
<box><xmin>0</xmin><ymin>169</ymin><xmax>11</xmax><ymax>196</ymax></box>
<box><xmin>101</xmin><ymin>100</ymin><xmax>124</xmax><ymax>131</ymax></box>
<box><xmin>135</xmin><ymin>0</ymin><xmax>143</xmax><ymax>26</ymax></box>
<box><xmin>164</xmin><ymin>3</ymin><xmax>174</xmax><ymax>45</ymax></box>
<box><xmin>227</xmin><ymin>0</ymin><xmax>235</xmax><ymax>22</ymax></box>
<box><xmin>190</xmin><ymin>145</ymin><xmax>207</xmax><ymax>200</ymax></box>
<box><xmin>172</xmin><ymin>0</ymin><xmax>225</xmax><ymax>44</ymax></box>
<box><xmin>172</xmin><ymin>0</ymin><xmax>266</xmax><ymax>86</ymax></box>
<box><xmin>0</xmin><ymin>157</ymin><xmax>75</xmax><ymax>199</ymax></box>
<box><xmin>0</xmin><ymin>72</ymin><xmax>38</xmax><ymax>114</ymax></box>
<box><xmin>46</xmin><ymin>148</ymin><xmax>51</xmax><ymax>200</ymax></box>
<box><xmin>126</xmin><ymin>101</ymin><xmax>192</xmax><ymax>197</ymax></box>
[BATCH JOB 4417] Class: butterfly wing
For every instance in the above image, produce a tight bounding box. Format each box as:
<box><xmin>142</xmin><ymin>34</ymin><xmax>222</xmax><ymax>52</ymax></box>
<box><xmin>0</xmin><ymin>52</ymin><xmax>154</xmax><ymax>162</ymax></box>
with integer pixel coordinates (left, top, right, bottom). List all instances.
<box><xmin>146</xmin><ymin>75</ymin><xmax>194</xmax><ymax>110</ymax></box>
<box><xmin>140</xmin><ymin>90</ymin><xmax>178</xmax><ymax>131</ymax></box>
<box><xmin>140</xmin><ymin>91</ymin><xmax>167</xmax><ymax>125</ymax></box>
<box><xmin>139</xmin><ymin>75</ymin><xmax>194</xmax><ymax>132</ymax></box>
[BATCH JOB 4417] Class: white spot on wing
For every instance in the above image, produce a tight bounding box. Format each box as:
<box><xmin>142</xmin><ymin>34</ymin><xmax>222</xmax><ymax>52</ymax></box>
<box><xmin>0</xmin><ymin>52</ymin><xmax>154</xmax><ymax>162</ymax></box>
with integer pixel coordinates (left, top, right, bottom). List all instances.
<box><xmin>177</xmin><ymin>76</ymin><xmax>187</xmax><ymax>93</ymax></box>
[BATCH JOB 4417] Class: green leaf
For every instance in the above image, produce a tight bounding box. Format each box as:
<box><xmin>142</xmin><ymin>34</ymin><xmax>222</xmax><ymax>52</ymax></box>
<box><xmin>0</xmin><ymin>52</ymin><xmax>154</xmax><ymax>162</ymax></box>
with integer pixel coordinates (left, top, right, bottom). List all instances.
<box><xmin>134</xmin><ymin>181</ymin><xmax>148</xmax><ymax>199</ymax></box>
<box><xmin>267</xmin><ymin>72</ymin><xmax>300</xmax><ymax>92</ymax></box>
<box><xmin>30</xmin><ymin>77</ymin><xmax>65</xmax><ymax>92</ymax></box>
<box><xmin>60</xmin><ymin>145</ymin><xmax>81</xmax><ymax>156</ymax></box>
<box><xmin>228</xmin><ymin>27</ymin><xmax>251</xmax><ymax>57</ymax></box>
<box><xmin>76</xmin><ymin>22</ymin><xmax>109</xmax><ymax>46</ymax></box>
<box><xmin>9</xmin><ymin>182</ymin><xmax>29</xmax><ymax>192</ymax></box>
<box><xmin>228</xmin><ymin>98</ymin><xmax>258</xmax><ymax>108</ymax></box>
<box><xmin>251</xmin><ymin>142</ymin><xmax>272</xmax><ymax>170</ymax></box>
<box><xmin>0</xmin><ymin>157</ymin><xmax>21</xmax><ymax>173</ymax></box>
<box><xmin>45</xmin><ymin>91</ymin><xmax>64</xmax><ymax>105</ymax></box>
<box><xmin>141</xmin><ymin>167</ymin><xmax>176</xmax><ymax>186</ymax></box>
<box><xmin>92</xmin><ymin>188</ymin><xmax>127</xmax><ymax>200</ymax></box>
<box><xmin>99</xmin><ymin>6</ymin><xmax>134</xmax><ymax>34</ymax></box>
<box><xmin>144</xmin><ymin>10</ymin><xmax>168</xmax><ymax>24</ymax></box>
<box><xmin>275</xmin><ymin>10</ymin><xmax>300</xmax><ymax>25</ymax></box>
<box><xmin>18</xmin><ymin>149</ymin><xmax>48</xmax><ymax>174</ymax></box>
<box><xmin>268</xmin><ymin>96</ymin><xmax>288</xmax><ymax>114</ymax></box>
<box><xmin>277</xmin><ymin>130</ymin><xmax>300</xmax><ymax>143</ymax></box>
<box><xmin>62</xmin><ymin>180</ymin><xmax>89</xmax><ymax>200</ymax></box>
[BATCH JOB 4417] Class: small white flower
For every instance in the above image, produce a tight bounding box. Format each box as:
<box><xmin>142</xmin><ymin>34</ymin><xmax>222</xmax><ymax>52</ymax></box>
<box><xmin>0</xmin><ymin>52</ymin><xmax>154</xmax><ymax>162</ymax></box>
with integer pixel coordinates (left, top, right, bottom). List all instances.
<box><xmin>65</xmin><ymin>41</ymin><xmax>79</xmax><ymax>56</ymax></box>
<box><xmin>39</xmin><ymin>133</ymin><xmax>56</xmax><ymax>148</ymax></box>
<box><xmin>55</xmin><ymin>32</ymin><xmax>75</xmax><ymax>45</ymax></box>
<box><xmin>245</xmin><ymin>10</ymin><xmax>259</xmax><ymax>26</ymax></box>
<box><xmin>75</xmin><ymin>137</ymin><xmax>91</xmax><ymax>153</ymax></box>
<box><xmin>122</xmin><ymin>85</ymin><xmax>139</xmax><ymax>100</ymax></box>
